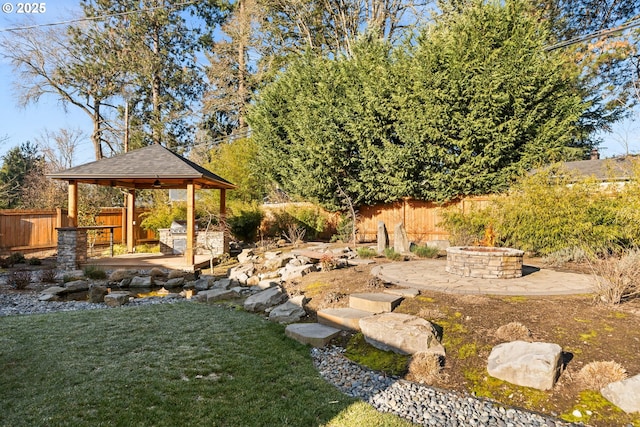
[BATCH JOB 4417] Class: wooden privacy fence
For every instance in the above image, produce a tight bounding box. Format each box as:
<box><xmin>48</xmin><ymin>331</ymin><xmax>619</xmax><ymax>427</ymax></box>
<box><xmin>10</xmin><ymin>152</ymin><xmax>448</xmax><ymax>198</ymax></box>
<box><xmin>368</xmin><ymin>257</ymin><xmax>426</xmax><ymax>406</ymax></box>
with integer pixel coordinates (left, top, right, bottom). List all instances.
<box><xmin>0</xmin><ymin>208</ymin><xmax>156</xmax><ymax>255</ymax></box>
<box><xmin>358</xmin><ymin>197</ymin><xmax>492</xmax><ymax>243</ymax></box>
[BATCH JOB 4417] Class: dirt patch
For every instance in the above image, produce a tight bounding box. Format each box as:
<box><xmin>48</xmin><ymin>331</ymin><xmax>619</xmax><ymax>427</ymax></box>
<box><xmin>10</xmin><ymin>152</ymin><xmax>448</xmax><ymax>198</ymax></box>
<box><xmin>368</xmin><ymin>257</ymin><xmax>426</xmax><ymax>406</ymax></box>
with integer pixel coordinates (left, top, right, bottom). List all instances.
<box><xmin>284</xmin><ymin>252</ymin><xmax>640</xmax><ymax>427</ymax></box>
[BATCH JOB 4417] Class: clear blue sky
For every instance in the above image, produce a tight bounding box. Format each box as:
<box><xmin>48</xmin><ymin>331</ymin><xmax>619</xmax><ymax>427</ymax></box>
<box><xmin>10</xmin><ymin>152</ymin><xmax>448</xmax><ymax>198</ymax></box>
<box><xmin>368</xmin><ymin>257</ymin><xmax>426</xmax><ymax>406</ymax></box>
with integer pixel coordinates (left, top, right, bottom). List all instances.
<box><xmin>1</xmin><ymin>1</ymin><xmax>639</xmax><ymax>167</ymax></box>
<box><xmin>0</xmin><ymin>0</ymin><xmax>96</xmax><ymax>164</ymax></box>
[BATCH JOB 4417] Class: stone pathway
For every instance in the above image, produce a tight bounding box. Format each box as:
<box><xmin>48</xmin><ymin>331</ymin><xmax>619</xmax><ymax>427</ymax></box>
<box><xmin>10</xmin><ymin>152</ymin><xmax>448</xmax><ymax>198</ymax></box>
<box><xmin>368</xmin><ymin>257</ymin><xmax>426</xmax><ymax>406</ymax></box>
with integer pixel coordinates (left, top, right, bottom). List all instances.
<box><xmin>372</xmin><ymin>259</ymin><xmax>595</xmax><ymax>296</ymax></box>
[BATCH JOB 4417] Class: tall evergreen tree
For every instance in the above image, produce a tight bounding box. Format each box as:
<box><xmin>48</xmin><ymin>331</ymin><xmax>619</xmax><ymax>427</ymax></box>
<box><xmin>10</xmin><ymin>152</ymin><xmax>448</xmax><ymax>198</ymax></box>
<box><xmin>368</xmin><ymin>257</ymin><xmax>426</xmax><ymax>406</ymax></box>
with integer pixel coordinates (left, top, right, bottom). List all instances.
<box><xmin>249</xmin><ymin>0</ymin><xmax>599</xmax><ymax>208</ymax></box>
<box><xmin>0</xmin><ymin>142</ymin><xmax>44</xmax><ymax>208</ymax></box>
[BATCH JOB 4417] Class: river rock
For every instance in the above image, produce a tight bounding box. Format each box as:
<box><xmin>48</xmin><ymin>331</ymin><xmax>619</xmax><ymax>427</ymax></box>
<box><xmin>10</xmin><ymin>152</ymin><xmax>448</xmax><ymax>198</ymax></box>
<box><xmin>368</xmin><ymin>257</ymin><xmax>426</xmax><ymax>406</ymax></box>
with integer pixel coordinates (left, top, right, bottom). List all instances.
<box><xmin>244</xmin><ymin>286</ymin><xmax>287</xmax><ymax>312</ymax></box>
<box><xmin>359</xmin><ymin>312</ymin><xmax>445</xmax><ymax>356</ymax></box>
<box><xmin>601</xmin><ymin>373</ymin><xmax>640</xmax><ymax>413</ymax></box>
<box><xmin>487</xmin><ymin>341</ymin><xmax>562</xmax><ymax>390</ymax></box>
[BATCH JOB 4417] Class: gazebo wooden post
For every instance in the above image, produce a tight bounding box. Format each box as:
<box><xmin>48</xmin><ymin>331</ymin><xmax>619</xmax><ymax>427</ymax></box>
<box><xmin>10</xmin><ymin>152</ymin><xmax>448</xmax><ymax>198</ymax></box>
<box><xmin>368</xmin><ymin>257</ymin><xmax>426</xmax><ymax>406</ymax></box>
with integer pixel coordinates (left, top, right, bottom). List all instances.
<box><xmin>126</xmin><ymin>190</ymin><xmax>136</xmax><ymax>253</ymax></box>
<box><xmin>68</xmin><ymin>180</ymin><xmax>78</xmax><ymax>227</ymax></box>
<box><xmin>186</xmin><ymin>181</ymin><xmax>195</xmax><ymax>266</ymax></box>
<box><xmin>219</xmin><ymin>189</ymin><xmax>226</xmax><ymax>223</ymax></box>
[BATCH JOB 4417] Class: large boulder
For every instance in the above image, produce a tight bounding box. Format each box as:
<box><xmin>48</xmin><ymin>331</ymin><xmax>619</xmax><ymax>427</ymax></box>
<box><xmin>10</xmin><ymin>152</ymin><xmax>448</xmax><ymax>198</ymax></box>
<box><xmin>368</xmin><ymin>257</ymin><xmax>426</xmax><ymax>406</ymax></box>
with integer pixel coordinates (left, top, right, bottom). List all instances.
<box><xmin>38</xmin><ymin>286</ymin><xmax>66</xmax><ymax>301</ymax></box>
<box><xmin>487</xmin><ymin>341</ymin><xmax>562</xmax><ymax>391</ymax></box>
<box><xmin>601</xmin><ymin>373</ymin><xmax>640</xmax><ymax>413</ymax></box>
<box><xmin>163</xmin><ymin>277</ymin><xmax>185</xmax><ymax>289</ymax></box>
<box><xmin>269</xmin><ymin>295</ymin><xmax>308</xmax><ymax>324</ymax></box>
<box><xmin>377</xmin><ymin>221</ymin><xmax>388</xmax><ymax>254</ymax></box>
<box><xmin>129</xmin><ymin>276</ymin><xmax>153</xmax><ymax>288</ymax></box>
<box><xmin>279</xmin><ymin>264</ymin><xmax>317</xmax><ymax>282</ymax></box>
<box><xmin>193</xmin><ymin>278</ymin><xmax>211</xmax><ymax>291</ymax></box>
<box><xmin>359</xmin><ymin>312</ymin><xmax>445</xmax><ymax>356</ymax></box>
<box><xmin>264</xmin><ymin>253</ymin><xmax>295</xmax><ymax>270</ymax></box>
<box><xmin>393</xmin><ymin>222</ymin><xmax>410</xmax><ymax>254</ymax></box>
<box><xmin>88</xmin><ymin>284</ymin><xmax>108</xmax><ymax>303</ymax></box>
<box><xmin>244</xmin><ymin>286</ymin><xmax>288</xmax><ymax>312</ymax></box>
<box><xmin>228</xmin><ymin>263</ymin><xmax>255</xmax><ymax>284</ymax></box>
<box><xmin>104</xmin><ymin>292</ymin><xmax>130</xmax><ymax>307</ymax></box>
<box><xmin>237</xmin><ymin>248</ymin><xmax>257</xmax><ymax>264</ymax></box>
<box><xmin>64</xmin><ymin>280</ymin><xmax>89</xmax><ymax>292</ymax></box>
<box><xmin>197</xmin><ymin>288</ymin><xmax>241</xmax><ymax>303</ymax></box>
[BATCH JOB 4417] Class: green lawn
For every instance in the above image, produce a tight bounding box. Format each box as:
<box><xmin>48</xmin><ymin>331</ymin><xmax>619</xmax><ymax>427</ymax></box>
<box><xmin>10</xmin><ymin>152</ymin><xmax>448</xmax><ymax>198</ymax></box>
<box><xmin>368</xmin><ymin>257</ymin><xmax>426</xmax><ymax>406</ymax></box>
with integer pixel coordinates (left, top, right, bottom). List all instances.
<box><xmin>0</xmin><ymin>303</ymin><xmax>416</xmax><ymax>426</ymax></box>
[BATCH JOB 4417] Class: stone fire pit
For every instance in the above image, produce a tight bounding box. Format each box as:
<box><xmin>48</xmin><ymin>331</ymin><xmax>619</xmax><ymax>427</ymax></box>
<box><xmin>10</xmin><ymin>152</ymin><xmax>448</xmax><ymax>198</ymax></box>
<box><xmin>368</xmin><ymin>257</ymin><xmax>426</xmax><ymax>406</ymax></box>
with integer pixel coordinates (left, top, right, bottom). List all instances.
<box><xmin>445</xmin><ymin>246</ymin><xmax>524</xmax><ymax>279</ymax></box>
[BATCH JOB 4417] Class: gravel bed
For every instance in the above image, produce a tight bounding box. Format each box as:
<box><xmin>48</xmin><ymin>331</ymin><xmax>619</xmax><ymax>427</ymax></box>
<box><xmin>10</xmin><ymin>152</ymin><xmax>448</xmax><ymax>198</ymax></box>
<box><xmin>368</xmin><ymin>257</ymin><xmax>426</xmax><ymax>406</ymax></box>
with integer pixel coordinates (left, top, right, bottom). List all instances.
<box><xmin>311</xmin><ymin>346</ymin><xmax>581</xmax><ymax>427</ymax></box>
<box><xmin>0</xmin><ymin>291</ymin><xmax>184</xmax><ymax>317</ymax></box>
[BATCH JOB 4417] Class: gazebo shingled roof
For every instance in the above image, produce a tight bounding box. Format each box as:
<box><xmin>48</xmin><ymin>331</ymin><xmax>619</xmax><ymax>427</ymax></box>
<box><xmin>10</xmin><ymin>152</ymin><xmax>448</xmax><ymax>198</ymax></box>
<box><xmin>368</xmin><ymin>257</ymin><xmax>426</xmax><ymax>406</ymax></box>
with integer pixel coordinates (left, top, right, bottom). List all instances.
<box><xmin>48</xmin><ymin>144</ymin><xmax>236</xmax><ymax>190</ymax></box>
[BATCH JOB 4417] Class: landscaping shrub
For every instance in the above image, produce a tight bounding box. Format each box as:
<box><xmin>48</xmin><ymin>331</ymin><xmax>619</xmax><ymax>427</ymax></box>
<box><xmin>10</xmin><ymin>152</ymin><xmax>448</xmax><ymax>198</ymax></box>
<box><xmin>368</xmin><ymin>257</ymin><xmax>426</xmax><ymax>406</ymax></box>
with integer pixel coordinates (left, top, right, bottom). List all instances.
<box><xmin>494</xmin><ymin>322</ymin><xmax>532</xmax><ymax>342</ymax></box>
<box><xmin>7</xmin><ymin>269</ymin><xmax>31</xmax><ymax>290</ymax></box>
<box><xmin>542</xmin><ymin>246</ymin><xmax>589</xmax><ymax>266</ymax></box>
<box><xmin>440</xmin><ymin>206</ymin><xmax>492</xmax><ymax>246</ymax></box>
<box><xmin>139</xmin><ymin>192</ymin><xmax>187</xmax><ymax>233</ymax></box>
<box><xmin>319</xmin><ymin>253</ymin><xmax>337</xmax><ymax>271</ymax></box>
<box><xmin>227</xmin><ymin>204</ymin><xmax>264</xmax><ymax>242</ymax></box>
<box><xmin>411</xmin><ymin>244</ymin><xmax>440</xmax><ymax>258</ymax></box>
<box><xmin>357</xmin><ymin>247</ymin><xmax>377</xmax><ymax>259</ymax></box>
<box><xmin>441</xmin><ymin>165</ymin><xmax>640</xmax><ymax>256</ymax></box>
<box><xmin>40</xmin><ymin>268</ymin><xmax>57</xmax><ymax>283</ymax></box>
<box><xmin>331</xmin><ymin>214</ymin><xmax>355</xmax><ymax>243</ymax></box>
<box><xmin>265</xmin><ymin>205</ymin><xmax>328</xmax><ymax>241</ymax></box>
<box><xmin>6</xmin><ymin>252</ymin><xmax>26</xmax><ymax>266</ymax></box>
<box><xmin>83</xmin><ymin>265</ymin><xmax>107</xmax><ymax>280</ymax></box>
<box><xmin>135</xmin><ymin>243</ymin><xmax>160</xmax><ymax>254</ymax></box>
<box><xmin>406</xmin><ymin>352</ymin><xmax>444</xmax><ymax>385</ymax></box>
<box><xmin>590</xmin><ymin>249</ymin><xmax>640</xmax><ymax>305</ymax></box>
<box><xmin>384</xmin><ymin>248</ymin><xmax>404</xmax><ymax>261</ymax></box>
<box><xmin>576</xmin><ymin>361</ymin><xmax>627</xmax><ymax>391</ymax></box>
<box><xmin>26</xmin><ymin>257</ymin><xmax>41</xmax><ymax>266</ymax></box>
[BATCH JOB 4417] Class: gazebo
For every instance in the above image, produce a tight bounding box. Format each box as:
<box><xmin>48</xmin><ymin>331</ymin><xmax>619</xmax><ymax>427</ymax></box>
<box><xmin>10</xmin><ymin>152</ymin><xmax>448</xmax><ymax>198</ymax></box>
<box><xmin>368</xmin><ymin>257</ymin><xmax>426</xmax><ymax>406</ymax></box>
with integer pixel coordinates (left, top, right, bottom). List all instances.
<box><xmin>48</xmin><ymin>144</ymin><xmax>236</xmax><ymax>269</ymax></box>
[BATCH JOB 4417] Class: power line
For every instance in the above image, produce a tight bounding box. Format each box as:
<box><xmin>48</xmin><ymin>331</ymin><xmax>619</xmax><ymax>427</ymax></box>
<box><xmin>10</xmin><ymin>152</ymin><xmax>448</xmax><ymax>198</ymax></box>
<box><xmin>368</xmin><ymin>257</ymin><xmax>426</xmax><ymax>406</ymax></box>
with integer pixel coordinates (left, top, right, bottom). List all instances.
<box><xmin>0</xmin><ymin>0</ymin><xmax>197</xmax><ymax>33</ymax></box>
<box><xmin>544</xmin><ymin>18</ymin><xmax>640</xmax><ymax>51</ymax></box>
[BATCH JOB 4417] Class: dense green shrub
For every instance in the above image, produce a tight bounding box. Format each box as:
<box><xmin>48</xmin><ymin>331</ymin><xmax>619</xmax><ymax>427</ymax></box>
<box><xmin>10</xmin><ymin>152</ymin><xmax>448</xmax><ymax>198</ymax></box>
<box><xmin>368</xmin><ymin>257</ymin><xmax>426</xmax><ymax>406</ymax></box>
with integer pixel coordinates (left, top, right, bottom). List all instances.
<box><xmin>26</xmin><ymin>257</ymin><xmax>41</xmax><ymax>266</ymax></box>
<box><xmin>6</xmin><ymin>252</ymin><xmax>26</xmax><ymax>266</ymax></box>
<box><xmin>331</xmin><ymin>214</ymin><xmax>355</xmax><ymax>243</ymax></box>
<box><xmin>140</xmin><ymin>193</ymin><xmax>187</xmax><ymax>233</ymax></box>
<box><xmin>227</xmin><ymin>206</ymin><xmax>264</xmax><ymax>242</ymax></box>
<box><xmin>441</xmin><ymin>164</ymin><xmax>640</xmax><ymax>256</ymax></box>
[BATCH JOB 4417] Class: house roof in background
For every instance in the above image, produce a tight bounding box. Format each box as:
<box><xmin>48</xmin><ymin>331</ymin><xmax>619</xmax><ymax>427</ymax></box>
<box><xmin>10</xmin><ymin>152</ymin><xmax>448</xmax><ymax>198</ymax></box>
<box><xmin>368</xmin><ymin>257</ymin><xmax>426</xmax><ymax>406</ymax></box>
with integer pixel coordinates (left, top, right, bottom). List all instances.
<box><xmin>561</xmin><ymin>155</ymin><xmax>637</xmax><ymax>181</ymax></box>
<box><xmin>47</xmin><ymin>144</ymin><xmax>236</xmax><ymax>190</ymax></box>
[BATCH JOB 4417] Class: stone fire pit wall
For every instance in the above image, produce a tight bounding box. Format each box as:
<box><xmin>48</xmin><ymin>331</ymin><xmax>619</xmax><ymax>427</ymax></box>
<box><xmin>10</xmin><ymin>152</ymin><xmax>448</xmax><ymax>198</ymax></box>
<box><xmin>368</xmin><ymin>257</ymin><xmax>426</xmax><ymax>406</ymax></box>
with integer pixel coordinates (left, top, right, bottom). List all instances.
<box><xmin>446</xmin><ymin>246</ymin><xmax>524</xmax><ymax>279</ymax></box>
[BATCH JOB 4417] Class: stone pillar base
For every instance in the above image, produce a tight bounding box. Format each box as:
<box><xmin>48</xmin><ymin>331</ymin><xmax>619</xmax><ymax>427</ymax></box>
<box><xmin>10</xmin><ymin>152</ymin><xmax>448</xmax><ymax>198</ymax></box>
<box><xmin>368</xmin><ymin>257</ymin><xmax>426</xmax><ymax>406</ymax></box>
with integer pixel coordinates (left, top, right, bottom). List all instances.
<box><xmin>56</xmin><ymin>228</ymin><xmax>87</xmax><ymax>270</ymax></box>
